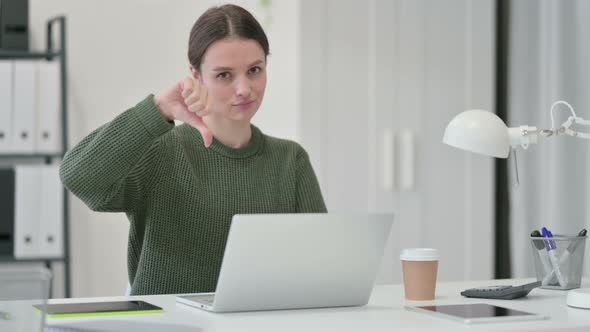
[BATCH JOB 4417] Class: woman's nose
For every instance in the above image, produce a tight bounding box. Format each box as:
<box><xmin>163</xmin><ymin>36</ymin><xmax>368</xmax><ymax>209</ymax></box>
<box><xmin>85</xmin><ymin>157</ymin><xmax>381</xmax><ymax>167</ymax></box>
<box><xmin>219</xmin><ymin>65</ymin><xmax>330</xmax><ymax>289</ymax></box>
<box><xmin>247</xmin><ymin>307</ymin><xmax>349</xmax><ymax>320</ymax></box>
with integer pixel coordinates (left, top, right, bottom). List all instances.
<box><xmin>235</xmin><ymin>78</ymin><xmax>252</xmax><ymax>98</ymax></box>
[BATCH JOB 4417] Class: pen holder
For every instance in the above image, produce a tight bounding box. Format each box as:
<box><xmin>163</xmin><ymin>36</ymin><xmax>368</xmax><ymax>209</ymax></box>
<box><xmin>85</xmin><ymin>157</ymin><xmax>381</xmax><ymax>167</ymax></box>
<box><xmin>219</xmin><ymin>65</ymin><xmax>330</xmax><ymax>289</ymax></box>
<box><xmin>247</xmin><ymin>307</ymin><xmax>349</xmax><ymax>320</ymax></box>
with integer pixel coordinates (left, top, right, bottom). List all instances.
<box><xmin>530</xmin><ymin>235</ymin><xmax>587</xmax><ymax>290</ymax></box>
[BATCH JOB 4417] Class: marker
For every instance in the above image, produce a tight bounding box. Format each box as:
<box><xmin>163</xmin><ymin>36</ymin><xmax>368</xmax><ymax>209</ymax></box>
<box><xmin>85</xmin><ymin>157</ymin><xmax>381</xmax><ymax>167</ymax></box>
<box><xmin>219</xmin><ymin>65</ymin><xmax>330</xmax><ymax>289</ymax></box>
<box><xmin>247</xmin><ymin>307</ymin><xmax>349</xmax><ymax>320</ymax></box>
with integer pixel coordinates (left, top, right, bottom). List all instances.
<box><xmin>531</xmin><ymin>230</ymin><xmax>555</xmax><ymax>284</ymax></box>
<box><xmin>542</xmin><ymin>227</ymin><xmax>567</xmax><ymax>287</ymax></box>
<box><xmin>568</xmin><ymin>228</ymin><xmax>588</xmax><ymax>254</ymax></box>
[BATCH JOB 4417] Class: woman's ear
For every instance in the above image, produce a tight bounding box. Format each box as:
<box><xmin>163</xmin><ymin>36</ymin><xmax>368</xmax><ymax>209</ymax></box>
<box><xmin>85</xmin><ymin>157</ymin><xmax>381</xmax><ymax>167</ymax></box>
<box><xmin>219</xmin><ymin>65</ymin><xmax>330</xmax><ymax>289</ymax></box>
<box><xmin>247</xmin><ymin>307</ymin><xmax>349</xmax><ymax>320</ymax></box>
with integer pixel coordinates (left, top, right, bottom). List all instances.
<box><xmin>189</xmin><ymin>65</ymin><xmax>200</xmax><ymax>80</ymax></box>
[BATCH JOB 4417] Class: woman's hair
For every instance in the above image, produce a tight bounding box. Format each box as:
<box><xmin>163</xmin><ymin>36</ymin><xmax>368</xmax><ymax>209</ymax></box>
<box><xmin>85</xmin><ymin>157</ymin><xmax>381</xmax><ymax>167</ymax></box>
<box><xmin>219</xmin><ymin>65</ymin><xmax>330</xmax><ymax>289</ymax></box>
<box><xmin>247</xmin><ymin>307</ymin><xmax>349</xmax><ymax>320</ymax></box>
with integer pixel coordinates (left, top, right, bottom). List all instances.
<box><xmin>188</xmin><ymin>4</ymin><xmax>270</xmax><ymax>72</ymax></box>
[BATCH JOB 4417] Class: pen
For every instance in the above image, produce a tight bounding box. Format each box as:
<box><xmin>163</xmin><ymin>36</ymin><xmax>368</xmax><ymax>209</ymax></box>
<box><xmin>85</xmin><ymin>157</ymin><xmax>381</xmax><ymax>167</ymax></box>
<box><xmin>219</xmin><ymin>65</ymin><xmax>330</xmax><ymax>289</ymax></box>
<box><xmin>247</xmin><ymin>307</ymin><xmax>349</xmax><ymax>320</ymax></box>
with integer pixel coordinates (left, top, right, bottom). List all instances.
<box><xmin>542</xmin><ymin>227</ymin><xmax>567</xmax><ymax>287</ymax></box>
<box><xmin>563</xmin><ymin>228</ymin><xmax>587</xmax><ymax>259</ymax></box>
<box><xmin>531</xmin><ymin>230</ymin><xmax>555</xmax><ymax>284</ymax></box>
<box><xmin>544</xmin><ymin>228</ymin><xmax>588</xmax><ymax>285</ymax></box>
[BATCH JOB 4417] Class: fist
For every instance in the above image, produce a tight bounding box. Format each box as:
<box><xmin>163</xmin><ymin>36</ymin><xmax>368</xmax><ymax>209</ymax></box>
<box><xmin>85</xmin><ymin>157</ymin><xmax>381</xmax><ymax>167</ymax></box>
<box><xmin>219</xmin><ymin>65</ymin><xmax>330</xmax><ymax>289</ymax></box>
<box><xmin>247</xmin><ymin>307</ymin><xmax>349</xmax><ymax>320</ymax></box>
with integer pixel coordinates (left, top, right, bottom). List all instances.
<box><xmin>154</xmin><ymin>77</ymin><xmax>213</xmax><ymax>147</ymax></box>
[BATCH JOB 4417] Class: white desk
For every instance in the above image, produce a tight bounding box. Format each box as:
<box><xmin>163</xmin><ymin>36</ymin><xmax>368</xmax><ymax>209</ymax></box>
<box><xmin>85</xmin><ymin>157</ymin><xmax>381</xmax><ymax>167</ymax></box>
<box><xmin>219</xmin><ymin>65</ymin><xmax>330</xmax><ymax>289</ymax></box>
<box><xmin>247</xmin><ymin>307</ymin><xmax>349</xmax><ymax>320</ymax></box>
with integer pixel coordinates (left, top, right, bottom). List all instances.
<box><xmin>47</xmin><ymin>278</ymin><xmax>590</xmax><ymax>332</ymax></box>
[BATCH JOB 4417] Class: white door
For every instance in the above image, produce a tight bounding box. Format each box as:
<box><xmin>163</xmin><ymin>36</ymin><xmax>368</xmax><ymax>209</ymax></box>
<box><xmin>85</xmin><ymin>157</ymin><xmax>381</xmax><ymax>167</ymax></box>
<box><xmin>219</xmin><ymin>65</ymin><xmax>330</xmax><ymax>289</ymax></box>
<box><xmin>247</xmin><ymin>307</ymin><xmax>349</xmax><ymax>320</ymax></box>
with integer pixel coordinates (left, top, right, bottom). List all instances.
<box><xmin>299</xmin><ymin>0</ymin><xmax>495</xmax><ymax>283</ymax></box>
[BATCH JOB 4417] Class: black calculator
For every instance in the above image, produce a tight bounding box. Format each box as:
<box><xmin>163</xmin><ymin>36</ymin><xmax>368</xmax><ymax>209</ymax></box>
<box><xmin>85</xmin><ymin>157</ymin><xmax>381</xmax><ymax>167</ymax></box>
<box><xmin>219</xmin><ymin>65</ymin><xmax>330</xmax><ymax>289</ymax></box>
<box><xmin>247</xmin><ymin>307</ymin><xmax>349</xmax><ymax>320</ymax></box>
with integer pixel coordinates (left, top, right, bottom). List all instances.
<box><xmin>460</xmin><ymin>281</ymin><xmax>541</xmax><ymax>300</ymax></box>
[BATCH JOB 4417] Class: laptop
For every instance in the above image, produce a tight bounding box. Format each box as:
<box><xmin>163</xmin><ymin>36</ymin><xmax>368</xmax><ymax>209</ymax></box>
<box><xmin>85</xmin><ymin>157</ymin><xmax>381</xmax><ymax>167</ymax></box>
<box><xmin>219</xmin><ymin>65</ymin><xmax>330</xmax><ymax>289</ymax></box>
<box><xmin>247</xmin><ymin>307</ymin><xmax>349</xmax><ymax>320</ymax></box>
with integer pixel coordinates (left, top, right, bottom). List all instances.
<box><xmin>176</xmin><ymin>213</ymin><xmax>393</xmax><ymax>313</ymax></box>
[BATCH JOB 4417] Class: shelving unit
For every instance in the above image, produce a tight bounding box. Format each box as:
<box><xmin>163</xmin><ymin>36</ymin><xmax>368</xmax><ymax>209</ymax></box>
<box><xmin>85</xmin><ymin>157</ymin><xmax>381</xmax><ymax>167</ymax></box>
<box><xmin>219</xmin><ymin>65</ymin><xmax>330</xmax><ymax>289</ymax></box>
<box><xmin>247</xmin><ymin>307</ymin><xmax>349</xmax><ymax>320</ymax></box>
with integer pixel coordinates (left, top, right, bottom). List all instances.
<box><xmin>0</xmin><ymin>16</ymin><xmax>70</xmax><ymax>297</ymax></box>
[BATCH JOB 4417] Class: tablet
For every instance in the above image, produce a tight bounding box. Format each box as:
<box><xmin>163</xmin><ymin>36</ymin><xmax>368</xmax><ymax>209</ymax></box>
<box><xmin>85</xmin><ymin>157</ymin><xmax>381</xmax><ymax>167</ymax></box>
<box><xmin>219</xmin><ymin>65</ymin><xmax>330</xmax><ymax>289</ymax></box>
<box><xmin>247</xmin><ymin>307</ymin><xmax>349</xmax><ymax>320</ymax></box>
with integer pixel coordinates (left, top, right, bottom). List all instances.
<box><xmin>33</xmin><ymin>301</ymin><xmax>163</xmax><ymax>318</ymax></box>
<box><xmin>405</xmin><ymin>303</ymin><xmax>547</xmax><ymax>324</ymax></box>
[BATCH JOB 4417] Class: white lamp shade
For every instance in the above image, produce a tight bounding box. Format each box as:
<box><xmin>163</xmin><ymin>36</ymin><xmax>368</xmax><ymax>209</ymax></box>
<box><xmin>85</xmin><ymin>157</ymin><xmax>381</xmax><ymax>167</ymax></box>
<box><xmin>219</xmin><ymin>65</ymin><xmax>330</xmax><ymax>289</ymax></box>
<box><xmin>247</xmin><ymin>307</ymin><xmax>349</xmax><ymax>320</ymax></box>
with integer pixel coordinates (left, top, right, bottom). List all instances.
<box><xmin>442</xmin><ymin>109</ymin><xmax>510</xmax><ymax>158</ymax></box>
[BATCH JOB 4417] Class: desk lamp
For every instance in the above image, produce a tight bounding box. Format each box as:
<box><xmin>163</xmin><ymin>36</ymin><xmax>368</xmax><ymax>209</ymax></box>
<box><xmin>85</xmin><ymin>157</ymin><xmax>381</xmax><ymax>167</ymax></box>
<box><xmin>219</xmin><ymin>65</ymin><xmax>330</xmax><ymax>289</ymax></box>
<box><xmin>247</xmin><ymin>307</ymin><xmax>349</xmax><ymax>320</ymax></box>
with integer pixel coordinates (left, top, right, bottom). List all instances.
<box><xmin>442</xmin><ymin>101</ymin><xmax>590</xmax><ymax>309</ymax></box>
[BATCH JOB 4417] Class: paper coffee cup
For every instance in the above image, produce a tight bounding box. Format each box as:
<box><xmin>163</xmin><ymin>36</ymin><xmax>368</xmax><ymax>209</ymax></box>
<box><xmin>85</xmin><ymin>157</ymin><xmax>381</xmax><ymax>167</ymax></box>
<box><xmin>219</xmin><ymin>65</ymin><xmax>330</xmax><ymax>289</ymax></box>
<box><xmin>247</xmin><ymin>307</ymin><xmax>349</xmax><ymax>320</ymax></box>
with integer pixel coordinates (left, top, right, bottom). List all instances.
<box><xmin>400</xmin><ymin>248</ymin><xmax>439</xmax><ymax>301</ymax></box>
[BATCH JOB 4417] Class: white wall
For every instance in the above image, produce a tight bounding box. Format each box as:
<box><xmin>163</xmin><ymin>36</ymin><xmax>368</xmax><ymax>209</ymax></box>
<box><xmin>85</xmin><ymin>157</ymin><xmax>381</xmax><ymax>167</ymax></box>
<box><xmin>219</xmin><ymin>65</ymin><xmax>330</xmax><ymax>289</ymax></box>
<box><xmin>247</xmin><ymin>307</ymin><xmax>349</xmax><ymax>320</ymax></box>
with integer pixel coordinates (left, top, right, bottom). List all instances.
<box><xmin>300</xmin><ymin>0</ymin><xmax>495</xmax><ymax>283</ymax></box>
<box><xmin>29</xmin><ymin>0</ymin><xmax>300</xmax><ymax>297</ymax></box>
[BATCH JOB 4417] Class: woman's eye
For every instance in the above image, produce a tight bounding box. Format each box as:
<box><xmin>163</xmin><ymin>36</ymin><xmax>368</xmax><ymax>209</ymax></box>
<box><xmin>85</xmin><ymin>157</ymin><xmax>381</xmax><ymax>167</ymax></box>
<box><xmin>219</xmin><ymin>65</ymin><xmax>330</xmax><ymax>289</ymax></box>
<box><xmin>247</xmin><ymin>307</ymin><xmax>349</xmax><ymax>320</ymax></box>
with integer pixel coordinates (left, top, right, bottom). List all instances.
<box><xmin>217</xmin><ymin>72</ymin><xmax>231</xmax><ymax>80</ymax></box>
<box><xmin>249</xmin><ymin>66</ymin><xmax>262</xmax><ymax>75</ymax></box>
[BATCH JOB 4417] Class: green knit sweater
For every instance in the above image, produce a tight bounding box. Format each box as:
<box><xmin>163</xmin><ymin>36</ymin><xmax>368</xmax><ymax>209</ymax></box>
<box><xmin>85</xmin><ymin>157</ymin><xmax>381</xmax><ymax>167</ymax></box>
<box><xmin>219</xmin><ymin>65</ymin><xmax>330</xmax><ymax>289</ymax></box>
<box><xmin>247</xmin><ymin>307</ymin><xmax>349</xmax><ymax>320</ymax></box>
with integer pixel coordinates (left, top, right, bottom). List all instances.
<box><xmin>60</xmin><ymin>95</ymin><xmax>327</xmax><ymax>295</ymax></box>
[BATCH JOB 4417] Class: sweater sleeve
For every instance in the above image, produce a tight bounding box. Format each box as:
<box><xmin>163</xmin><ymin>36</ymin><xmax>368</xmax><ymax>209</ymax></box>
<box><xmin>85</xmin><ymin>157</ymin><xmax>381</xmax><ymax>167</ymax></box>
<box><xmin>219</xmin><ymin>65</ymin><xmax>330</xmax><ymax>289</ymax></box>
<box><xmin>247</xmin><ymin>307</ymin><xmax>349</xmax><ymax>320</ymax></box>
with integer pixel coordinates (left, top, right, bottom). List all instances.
<box><xmin>295</xmin><ymin>147</ymin><xmax>328</xmax><ymax>213</ymax></box>
<box><xmin>59</xmin><ymin>95</ymin><xmax>174</xmax><ymax>213</ymax></box>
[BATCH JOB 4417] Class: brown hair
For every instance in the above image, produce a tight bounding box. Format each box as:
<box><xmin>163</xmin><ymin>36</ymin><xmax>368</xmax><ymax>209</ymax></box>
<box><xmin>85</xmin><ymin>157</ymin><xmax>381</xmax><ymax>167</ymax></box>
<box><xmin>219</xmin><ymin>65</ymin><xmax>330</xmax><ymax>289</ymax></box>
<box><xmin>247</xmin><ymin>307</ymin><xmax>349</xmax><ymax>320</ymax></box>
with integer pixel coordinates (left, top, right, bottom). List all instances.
<box><xmin>188</xmin><ymin>4</ymin><xmax>270</xmax><ymax>72</ymax></box>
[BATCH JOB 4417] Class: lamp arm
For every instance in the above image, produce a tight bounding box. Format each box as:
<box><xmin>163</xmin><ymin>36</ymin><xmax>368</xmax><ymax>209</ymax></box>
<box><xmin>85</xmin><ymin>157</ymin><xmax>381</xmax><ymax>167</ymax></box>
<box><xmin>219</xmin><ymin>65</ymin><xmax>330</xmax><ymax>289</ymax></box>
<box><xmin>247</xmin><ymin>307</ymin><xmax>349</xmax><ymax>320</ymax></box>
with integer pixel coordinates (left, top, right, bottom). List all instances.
<box><xmin>509</xmin><ymin>116</ymin><xmax>590</xmax><ymax>150</ymax></box>
<box><xmin>546</xmin><ymin>101</ymin><xmax>590</xmax><ymax>139</ymax></box>
<box><xmin>558</xmin><ymin>116</ymin><xmax>590</xmax><ymax>140</ymax></box>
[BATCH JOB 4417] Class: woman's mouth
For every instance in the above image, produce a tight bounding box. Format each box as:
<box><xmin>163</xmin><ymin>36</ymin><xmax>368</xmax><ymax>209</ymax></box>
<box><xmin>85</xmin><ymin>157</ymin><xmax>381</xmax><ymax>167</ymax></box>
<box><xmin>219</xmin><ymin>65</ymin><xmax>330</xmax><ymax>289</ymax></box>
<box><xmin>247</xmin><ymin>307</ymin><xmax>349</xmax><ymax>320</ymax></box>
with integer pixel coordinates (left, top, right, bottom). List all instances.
<box><xmin>234</xmin><ymin>100</ymin><xmax>256</xmax><ymax>110</ymax></box>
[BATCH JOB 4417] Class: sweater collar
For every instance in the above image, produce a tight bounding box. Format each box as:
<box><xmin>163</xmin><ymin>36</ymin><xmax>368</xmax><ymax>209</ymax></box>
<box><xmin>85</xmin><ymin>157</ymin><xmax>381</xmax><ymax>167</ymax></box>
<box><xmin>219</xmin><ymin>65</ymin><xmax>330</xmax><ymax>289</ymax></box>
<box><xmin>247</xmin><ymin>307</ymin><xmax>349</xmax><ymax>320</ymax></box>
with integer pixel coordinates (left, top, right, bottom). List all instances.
<box><xmin>185</xmin><ymin>124</ymin><xmax>264</xmax><ymax>159</ymax></box>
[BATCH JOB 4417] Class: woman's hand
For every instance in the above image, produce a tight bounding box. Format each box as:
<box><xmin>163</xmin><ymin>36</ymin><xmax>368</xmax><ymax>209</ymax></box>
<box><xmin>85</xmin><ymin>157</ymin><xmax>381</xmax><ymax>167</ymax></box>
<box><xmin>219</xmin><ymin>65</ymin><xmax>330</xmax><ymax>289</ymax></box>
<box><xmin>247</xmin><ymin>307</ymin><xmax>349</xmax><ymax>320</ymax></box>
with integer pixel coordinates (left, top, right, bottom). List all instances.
<box><xmin>154</xmin><ymin>77</ymin><xmax>213</xmax><ymax>147</ymax></box>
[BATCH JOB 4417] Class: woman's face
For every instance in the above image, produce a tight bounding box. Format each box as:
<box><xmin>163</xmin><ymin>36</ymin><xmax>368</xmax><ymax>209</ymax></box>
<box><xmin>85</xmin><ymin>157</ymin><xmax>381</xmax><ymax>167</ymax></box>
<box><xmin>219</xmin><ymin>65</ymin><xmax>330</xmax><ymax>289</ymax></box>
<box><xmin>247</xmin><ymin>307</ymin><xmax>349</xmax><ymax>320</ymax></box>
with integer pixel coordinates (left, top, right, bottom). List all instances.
<box><xmin>193</xmin><ymin>37</ymin><xmax>267</xmax><ymax>124</ymax></box>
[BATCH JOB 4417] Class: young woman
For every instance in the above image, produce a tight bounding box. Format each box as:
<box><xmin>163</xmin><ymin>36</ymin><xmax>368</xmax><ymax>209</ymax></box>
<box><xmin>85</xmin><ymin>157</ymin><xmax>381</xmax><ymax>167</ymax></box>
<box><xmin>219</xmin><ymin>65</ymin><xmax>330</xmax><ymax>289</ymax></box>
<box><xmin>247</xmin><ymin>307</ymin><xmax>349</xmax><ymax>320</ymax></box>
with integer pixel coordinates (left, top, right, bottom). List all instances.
<box><xmin>60</xmin><ymin>4</ymin><xmax>326</xmax><ymax>295</ymax></box>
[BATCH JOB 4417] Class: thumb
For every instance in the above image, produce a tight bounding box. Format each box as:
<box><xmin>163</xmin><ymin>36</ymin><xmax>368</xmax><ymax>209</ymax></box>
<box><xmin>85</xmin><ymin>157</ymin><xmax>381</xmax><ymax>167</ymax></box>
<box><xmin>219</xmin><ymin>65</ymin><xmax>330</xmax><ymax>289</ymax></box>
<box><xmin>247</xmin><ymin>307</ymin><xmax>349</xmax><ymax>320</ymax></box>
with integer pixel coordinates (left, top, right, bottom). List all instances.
<box><xmin>186</xmin><ymin>113</ymin><xmax>213</xmax><ymax>148</ymax></box>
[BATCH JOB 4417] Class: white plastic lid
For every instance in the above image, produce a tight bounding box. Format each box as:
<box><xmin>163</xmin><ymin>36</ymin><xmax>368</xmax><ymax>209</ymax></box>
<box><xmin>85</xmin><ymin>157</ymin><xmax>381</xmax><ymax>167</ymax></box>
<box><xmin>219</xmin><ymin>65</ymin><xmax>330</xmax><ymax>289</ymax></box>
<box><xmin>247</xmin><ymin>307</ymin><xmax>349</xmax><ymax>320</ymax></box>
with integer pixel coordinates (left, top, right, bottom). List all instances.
<box><xmin>400</xmin><ymin>248</ymin><xmax>439</xmax><ymax>261</ymax></box>
<box><xmin>567</xmin><ymin>288</ymin><xmax>590</xmax><ymax>309</ymax></box>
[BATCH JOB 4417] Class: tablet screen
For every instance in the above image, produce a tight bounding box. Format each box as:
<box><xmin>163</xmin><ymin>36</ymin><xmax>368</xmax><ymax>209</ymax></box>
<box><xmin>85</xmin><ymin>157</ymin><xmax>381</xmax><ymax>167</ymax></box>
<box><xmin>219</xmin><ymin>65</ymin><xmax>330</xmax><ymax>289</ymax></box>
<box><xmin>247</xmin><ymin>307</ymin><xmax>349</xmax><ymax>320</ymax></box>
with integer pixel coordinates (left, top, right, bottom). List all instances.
<box><xmin>33</xmin><ymin>301</ymin><xmax>162</xmax><ymax>317</ymax></box>
<box><xmin>415</xmin><ymin>303</ymin><xmax>535</xmax><ymax>319</ymax></box>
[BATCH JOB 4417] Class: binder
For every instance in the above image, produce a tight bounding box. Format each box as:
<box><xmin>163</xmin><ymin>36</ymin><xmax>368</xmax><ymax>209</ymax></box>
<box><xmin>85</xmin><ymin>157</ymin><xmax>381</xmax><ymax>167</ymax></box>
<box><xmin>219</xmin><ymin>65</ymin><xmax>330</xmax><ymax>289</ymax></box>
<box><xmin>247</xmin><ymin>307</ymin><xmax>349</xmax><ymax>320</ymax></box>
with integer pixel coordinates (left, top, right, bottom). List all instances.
<box><xmin>14</xmin><ymin>165</ymin><xmax>41</xmax><ymax>258</ymax></box>
<box><xmin>38</xmin><ymin>165</ymin><xmax>63</xmax><ymax>258</ymax></box>
<box><xmin>12</xmin><ymin>60</ymin><xmax>37</xmax><ymax>154</ymax></box>
<box><xmin>0</xmin><ymin>61</ymin><xmax>13</xmax><ymax>153</ymax></box>
<box><xmin>0</xmin><ymin>169</ymin><xmax>15</xmax><ymax>256</ymax></box>
<box><xmin>36</xmin><ymin>60</ymin><xmax>62</xmax><ymax>154</ymax></box>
